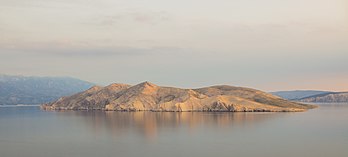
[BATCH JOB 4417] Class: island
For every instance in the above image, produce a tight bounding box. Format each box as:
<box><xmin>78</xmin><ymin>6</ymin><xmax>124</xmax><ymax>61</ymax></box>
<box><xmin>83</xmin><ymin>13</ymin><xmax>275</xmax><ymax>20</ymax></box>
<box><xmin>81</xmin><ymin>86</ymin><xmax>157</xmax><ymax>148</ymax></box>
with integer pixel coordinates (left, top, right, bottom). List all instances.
<box><xmin>41</xmin><ymin>82</ymin><xmax>317</xmax><ymax>112</ymax></box>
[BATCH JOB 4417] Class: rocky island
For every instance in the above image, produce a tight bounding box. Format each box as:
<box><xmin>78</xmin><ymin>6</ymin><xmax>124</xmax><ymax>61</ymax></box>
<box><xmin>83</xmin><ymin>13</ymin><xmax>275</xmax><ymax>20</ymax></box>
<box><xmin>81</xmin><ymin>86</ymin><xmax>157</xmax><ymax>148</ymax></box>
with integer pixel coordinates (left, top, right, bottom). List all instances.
<box><xmin>41</xmin><ymin>82</ymin><xmax>317</xmax><ymax>112</ymax></box>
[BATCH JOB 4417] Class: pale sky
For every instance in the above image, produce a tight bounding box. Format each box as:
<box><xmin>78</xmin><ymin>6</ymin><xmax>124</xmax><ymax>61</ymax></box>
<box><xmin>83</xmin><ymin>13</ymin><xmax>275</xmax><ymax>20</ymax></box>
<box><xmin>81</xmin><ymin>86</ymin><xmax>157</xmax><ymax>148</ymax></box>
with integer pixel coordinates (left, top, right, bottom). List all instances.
<box><xmin>0</xmin><ymin>0</ymin><xmax>347</xmax><ymax>91</ymax></box>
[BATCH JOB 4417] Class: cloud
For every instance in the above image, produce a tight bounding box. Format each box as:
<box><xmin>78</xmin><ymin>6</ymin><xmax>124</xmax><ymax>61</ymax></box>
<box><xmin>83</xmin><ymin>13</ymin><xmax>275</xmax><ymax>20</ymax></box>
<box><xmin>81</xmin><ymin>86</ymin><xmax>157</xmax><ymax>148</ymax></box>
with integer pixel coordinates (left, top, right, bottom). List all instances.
<box><xmin>97</xmin><ymin>11</ymin><xmax>172</xmax><ymax>26</ymax></box>
<box><xmin>0</xmin><ymin>43</ymin><xmax>186</xmax><ymax>58</ymax></box>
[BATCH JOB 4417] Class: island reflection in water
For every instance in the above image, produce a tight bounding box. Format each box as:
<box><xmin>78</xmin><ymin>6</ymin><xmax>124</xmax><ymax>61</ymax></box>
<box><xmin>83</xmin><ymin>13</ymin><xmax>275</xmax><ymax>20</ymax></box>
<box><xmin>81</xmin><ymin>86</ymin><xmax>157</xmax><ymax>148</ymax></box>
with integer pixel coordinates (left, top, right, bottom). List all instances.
<box><xmin>54</xmin><ymin>111</ymin><xmax>288</xmax><ymax>140</ymax></box>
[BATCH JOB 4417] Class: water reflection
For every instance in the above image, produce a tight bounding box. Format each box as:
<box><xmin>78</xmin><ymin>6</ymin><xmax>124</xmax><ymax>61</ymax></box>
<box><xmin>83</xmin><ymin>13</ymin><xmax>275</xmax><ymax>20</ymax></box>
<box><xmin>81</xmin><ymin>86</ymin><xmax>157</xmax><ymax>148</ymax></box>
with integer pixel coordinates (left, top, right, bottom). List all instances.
<box><xmin>2</xmin><ymin>105</ymin><xmax>348</xmax><ymax>157</ymax></box>
<box><xmin>56</xmin><ymin>111</ymin><xmax>286</xmax><ymax>140</ymax></box>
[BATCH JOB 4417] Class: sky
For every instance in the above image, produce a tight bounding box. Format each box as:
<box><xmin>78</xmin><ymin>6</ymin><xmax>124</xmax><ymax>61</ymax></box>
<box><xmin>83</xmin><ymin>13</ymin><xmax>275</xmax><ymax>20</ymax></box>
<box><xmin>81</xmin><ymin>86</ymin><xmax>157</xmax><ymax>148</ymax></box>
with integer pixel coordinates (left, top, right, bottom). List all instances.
<box><xmin>0</xmin><ymin>0</ymin><xmax>347</xmax><ymax>91</ymax></box>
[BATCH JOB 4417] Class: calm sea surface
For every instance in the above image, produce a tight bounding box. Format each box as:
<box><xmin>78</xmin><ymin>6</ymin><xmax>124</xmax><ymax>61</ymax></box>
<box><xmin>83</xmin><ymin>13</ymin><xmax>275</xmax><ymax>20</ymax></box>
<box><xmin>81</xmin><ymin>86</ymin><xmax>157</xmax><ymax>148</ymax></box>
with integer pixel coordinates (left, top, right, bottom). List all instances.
<box><xmin>0</xmin><ymin>104</ymin><xmax>347</xmax><ymax>157</ymax></box>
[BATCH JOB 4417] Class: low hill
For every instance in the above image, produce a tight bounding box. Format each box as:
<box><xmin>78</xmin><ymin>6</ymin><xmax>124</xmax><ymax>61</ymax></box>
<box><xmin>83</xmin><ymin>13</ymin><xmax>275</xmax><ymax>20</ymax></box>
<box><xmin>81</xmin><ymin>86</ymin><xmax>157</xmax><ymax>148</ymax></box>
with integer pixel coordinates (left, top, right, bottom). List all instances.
<box><xmin>0</xmin><ymin>74</ymin><xmax>94</xmax><ymax>105</ymax></box>
<box><xmin>41</xmin><ymin>82</ymin><xmax>316</xmax><ymax>112</ymax></box>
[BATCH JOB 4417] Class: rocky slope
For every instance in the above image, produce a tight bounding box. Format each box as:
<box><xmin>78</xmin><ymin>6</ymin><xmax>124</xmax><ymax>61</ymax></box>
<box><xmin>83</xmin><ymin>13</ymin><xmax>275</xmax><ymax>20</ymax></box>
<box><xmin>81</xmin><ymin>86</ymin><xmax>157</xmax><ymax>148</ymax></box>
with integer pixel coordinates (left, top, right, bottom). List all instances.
<box><xmin>0</xmin><ymin>74</ymin><xmax>94</xmax><ymax>105</ymax></box>
<box><xmin>298</xmin><ymin>92</ymin><xmax>348</xmax><ymax>103</ymax></box>
<box><xmin>41</xmin><ymin>82</ymin><xmax>317</xmax><ymax>112</ymax></box>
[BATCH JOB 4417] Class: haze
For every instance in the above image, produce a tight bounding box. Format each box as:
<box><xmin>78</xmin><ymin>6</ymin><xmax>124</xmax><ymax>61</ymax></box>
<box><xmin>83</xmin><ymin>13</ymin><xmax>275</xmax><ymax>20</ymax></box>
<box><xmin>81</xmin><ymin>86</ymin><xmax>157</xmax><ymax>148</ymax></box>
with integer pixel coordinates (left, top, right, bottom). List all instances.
<box><xmin>1</xmin><ymin>0</ymin><xmax>347</xmax><ymax>91</ymax></box>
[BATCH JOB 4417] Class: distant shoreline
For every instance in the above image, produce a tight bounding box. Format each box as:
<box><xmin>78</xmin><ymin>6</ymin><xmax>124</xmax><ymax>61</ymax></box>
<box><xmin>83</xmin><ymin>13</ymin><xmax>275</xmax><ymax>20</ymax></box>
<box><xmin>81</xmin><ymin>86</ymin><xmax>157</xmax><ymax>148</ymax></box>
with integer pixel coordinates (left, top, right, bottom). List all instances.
<box><xmin>0</xmin><ymin>104</ymin><xmax>41</xmax><ymax>107</ymax></box>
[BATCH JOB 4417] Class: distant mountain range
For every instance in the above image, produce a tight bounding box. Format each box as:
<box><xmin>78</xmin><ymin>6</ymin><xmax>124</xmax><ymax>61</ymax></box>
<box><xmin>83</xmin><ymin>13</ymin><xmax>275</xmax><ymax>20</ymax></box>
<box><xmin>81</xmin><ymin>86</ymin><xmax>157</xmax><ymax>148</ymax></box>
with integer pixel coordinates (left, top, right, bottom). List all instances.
<box><xmin>298</xmin><ymin>92</ymin><xmax>348</xmax><ymax>103</ymax></box>
<box><xmin>271</xmin><ymin>90</ymin><xmax>348</xmax><ymax>103</ymax></box>
<box><xmin>0</xmin><ymin>74</ymin><xmax>94</xmax><ymax>105</ymax></box>
<box><xmin>41</xmin><ymin>82</ymin><xmax>316</xmax><ymax>112</ymax></box>
<box><xmin>271</xmin><ymin>90</ymin><xmax>330</xmax><ymax>100</ymax></box>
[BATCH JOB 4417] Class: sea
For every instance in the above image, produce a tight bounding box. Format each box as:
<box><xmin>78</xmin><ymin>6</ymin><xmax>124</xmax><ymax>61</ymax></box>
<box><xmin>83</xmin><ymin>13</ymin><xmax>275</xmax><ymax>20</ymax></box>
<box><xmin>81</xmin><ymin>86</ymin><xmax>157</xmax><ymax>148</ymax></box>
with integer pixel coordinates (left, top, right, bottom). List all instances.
<box><xmin>0</xmin><ymin>103</ymin><xmax>347</xmax><ymax>157</ymax></box>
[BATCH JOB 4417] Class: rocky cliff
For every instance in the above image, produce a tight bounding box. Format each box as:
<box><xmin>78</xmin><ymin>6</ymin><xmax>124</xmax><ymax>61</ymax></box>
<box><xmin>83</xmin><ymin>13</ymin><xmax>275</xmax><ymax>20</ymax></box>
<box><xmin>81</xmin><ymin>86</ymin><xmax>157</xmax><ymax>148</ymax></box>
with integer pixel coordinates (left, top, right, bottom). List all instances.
<box><xmin>41</xmin><ymin>82</ymin><xmax>316</xmax><ymax>112</ymax></box>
